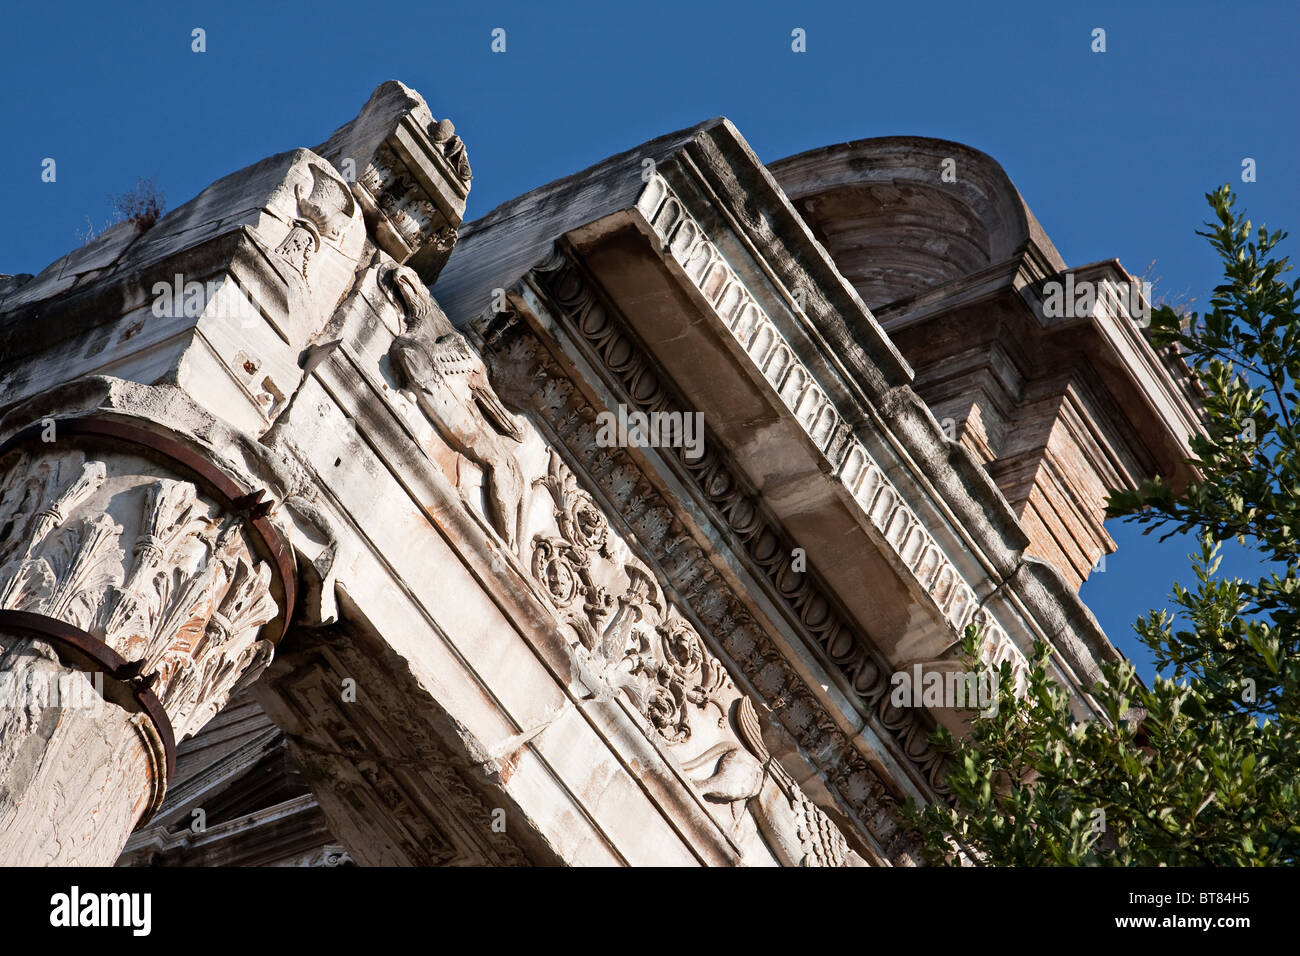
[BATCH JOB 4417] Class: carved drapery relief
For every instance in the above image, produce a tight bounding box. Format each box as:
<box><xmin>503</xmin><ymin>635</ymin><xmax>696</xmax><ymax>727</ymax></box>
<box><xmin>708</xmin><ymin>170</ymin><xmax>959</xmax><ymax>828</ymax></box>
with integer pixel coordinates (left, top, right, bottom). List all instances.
<box><xmin>0</xmin><ymin>446</ymin><xmax>277</xmax><ymax>742</ymax></box>
<box><xmin>429</xmin><ymin>118</ymin><xmax>472</xmax><ymax>185</ymax></box>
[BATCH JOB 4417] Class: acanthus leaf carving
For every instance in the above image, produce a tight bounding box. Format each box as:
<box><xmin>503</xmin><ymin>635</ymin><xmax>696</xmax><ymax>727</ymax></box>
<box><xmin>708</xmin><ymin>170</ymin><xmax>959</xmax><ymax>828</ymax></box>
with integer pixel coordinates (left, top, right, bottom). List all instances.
<box><xmin>526</xmin><ymin>449</ymin><xmax>735</xmax><ymax>748</ymax></box>
<box><xmin>0</xmin><ymin>449</ymin><xmax>280</xmax><ymax>745</ymax></box>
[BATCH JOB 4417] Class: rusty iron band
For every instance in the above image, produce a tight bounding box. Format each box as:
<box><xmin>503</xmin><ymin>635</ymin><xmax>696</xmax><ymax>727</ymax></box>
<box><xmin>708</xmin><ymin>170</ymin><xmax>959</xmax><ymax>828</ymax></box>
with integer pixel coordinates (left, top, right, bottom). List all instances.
<box><xmin>0</xmin><ymin>608</ymin><xmax>177</xmax><ymax>785</ymax></box>
<box><xmin>0</xmin><ymin>416</ymin><xmax>295</xmax><ymax>644</ymax></box>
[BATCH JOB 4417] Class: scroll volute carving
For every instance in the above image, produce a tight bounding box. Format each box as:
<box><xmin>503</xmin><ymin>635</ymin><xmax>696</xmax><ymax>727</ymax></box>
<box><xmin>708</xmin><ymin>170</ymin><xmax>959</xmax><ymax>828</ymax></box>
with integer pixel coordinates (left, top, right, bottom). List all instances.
<box><xmin>275</xmin><ymin>163</ymin><xmax>358</xmax><ymax>285</ymax></box>
<box><xmin>513</xmin><ymin>423</ymin><xmax>865</xmax><ymax>865</ymax></box>
<box><xmin>0</xmin><ymin>449</ymin><xmax>278</xmax><ymax>741</ymax></box>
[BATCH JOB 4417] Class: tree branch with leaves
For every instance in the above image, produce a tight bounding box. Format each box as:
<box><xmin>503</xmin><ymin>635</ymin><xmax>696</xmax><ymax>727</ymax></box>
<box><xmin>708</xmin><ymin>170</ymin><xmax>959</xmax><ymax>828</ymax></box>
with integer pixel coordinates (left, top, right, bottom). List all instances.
<box><xmin>907</xmin><ymin>186</ymin><xmax>1300</xmax><ymax>866</ymax></box>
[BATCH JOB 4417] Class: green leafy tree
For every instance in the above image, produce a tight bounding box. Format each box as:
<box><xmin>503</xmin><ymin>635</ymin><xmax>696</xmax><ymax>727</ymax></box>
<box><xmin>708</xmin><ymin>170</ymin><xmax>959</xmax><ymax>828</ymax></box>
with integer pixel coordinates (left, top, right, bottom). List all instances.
<box><xmin>907</xmin><ymin>186</ymin><xmax>1300</xmax><ymax>865</ymax></box>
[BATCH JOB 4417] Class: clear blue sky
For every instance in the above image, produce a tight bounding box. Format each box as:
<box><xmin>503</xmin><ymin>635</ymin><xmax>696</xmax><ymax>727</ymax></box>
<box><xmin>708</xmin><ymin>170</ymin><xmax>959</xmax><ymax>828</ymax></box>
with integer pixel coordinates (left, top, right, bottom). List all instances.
<box><xmin>3</xmin><ymin>0</ymin><xmax>1296</xmax><ymax>678</ymax></box>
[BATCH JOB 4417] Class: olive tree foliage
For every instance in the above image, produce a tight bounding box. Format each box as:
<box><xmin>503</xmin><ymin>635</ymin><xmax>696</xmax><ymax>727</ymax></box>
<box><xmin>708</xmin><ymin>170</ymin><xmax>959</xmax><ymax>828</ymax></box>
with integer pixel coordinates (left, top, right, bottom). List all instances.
<box><xmin>907</xmin><ymin>187</ymin><xmax>1300</xmax><ymax>865</ymax></box>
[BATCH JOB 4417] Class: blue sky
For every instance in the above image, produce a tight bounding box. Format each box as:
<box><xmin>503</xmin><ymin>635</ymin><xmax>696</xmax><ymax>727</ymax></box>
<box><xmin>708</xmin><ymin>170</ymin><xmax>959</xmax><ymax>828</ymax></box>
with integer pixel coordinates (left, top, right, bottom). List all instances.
<box><xmin>3</xmin><ymin>0</ymin><xmax>1296</xmax><ymax>677</ymax></box>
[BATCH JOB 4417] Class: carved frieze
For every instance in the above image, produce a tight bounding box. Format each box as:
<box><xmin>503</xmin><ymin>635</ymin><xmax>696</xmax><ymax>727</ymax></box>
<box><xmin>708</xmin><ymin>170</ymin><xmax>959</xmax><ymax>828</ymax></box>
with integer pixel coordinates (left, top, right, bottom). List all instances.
<box><xmin>497</xmin><ymin>240</ymin><xmax>1040</xmax><ymax>835</ymax></box>
<box><xmin>529</xmin><ymin>449</ymin><xmax>732</xmax><ymax>745</ymax></box>
<box><xmin>358</xmin><ymin>144</ymin><xmax>446</xmax><ymax>254</ymax></box>
<box><xmin>633</xmin><ymin>172</ymin><xmax>1029</xmax><ymax>688</ymax></box>
<box><xmin>687</xmin><ymin>697</ymin><xmax>865</xmax><ymax>866</ymax></box>
<box><xmin>466</xmin><ymin>311</ymin><xmax>907</xmax><ymax>863</ymax></box>
<box><xmin>367</xmin><ymin>261</ymin><xmax>870</xmax><ymax>863</ymax></box>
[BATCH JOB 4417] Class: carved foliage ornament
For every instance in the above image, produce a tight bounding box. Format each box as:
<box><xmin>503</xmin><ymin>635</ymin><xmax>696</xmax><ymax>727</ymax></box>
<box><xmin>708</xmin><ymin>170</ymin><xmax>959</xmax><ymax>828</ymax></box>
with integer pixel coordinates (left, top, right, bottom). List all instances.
<box><xmin>523</xmin><ymin>249</ymin><xmax>958</xmax><ymax>794</ymax></box>
<box><xmin>357</xmin><ymin>145</ymin><xmax>456</xmax><ymax>255</ymax></box>
<box><xmin>0</xmin><ymin>449</ymin><xmax>276</xmax><ymax>742</ymax></box>
<box><xmin>522</xmin><ymin>449</ymin><xmax>859</xmax><ymax>866</ymax></box>
<box><xmin>530</xmin><ymin>450</ymin><xmax>728</xmax><ymax>744</ymax></box>
<box><xmin>275</xmin><ymin>163</ymin><xmax>357</xmax><ymax>284</ymax></box>
<box><xmin>478</xmin><ymin>294</ymin><xmax>917</xmax><ymax>863</ymax></box>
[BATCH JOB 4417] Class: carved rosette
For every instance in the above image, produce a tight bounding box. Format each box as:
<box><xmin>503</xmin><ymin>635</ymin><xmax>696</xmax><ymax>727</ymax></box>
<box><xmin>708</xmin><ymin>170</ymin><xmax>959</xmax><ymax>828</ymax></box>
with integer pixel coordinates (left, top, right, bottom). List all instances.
<box><xmin>514</xmin><ymin>442</ymin><xmax>864</xmax><ymax>865</ymax></box>
<box><xmin>0</xmin><ymin>444</ymin><xmax>279</xmax><ymax>756</ymax></box>
<box><xmin>528</xmin><ymin>450</ymin><xmax>733</xmax><ymax>745</ymax></box>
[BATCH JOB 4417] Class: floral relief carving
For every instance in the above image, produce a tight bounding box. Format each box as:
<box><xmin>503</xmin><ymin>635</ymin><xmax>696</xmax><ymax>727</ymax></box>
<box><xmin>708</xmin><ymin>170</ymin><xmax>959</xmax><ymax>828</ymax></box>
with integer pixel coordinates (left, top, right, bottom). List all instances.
<box><xmin>519</xmin><ymin>248</ymin><xmax>961</xmax><ymax>804</ymax></box>
<box><xmin>528</xmin><ymin>450</ymin><xmax>730</xmax><ymax>745</ymax></box>
<box><xmin>477</xmin><ymin>293</ymin><xmax>919</xmax><ymax>864</ymax></box>
<box><xmin>506</xmin><ymin>433</ymin><xmax>865</xmax><ymax>864</ymax></box>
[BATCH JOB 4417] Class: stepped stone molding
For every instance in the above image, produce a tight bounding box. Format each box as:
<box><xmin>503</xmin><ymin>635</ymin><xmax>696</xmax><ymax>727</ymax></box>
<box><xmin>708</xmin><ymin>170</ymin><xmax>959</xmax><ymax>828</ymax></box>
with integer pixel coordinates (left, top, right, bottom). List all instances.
<box><xmin>633</xmin><ymin>172</ymin><xmax>1029</xmax><ymax>687</ymax></box>
<box><xmin>476</xmin><ymin>303</ymin><xmax>918</xmax><ymax>864</ymax></box>
<box><xmin>508</xmin><ymin>245</ymin><xmax>960</xmax><ymax>804</ymax></box>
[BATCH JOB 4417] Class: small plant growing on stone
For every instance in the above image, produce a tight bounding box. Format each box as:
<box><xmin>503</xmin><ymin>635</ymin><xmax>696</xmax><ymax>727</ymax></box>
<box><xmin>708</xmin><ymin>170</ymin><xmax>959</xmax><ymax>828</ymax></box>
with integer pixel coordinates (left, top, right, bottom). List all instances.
<box><xmin>75</xmin><ymin>176</ymin><xmax>167</xmax><ymax>245</ymax></box>
<box><xmin>112</xmin><ymin>176</ymin><xmax>165</xmax><ymax>232</ymax></box>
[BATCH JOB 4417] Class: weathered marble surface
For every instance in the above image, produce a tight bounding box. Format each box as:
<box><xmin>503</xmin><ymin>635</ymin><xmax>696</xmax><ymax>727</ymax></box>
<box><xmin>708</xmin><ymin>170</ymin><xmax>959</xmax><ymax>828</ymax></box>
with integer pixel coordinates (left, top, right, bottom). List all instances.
<box><xmin>0</xmin><ymin>79</ymin><xmax>1201</xmax><ymax>867</ymax></box>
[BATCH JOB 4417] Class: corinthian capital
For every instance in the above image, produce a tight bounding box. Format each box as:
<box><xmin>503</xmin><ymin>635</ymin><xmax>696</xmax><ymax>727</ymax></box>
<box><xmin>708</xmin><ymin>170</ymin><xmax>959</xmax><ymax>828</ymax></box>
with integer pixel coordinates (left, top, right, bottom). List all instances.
<box><xmin>0</xmin><ymin>380</ymin><xmax>296</xmax><ymax>864</ymax></box>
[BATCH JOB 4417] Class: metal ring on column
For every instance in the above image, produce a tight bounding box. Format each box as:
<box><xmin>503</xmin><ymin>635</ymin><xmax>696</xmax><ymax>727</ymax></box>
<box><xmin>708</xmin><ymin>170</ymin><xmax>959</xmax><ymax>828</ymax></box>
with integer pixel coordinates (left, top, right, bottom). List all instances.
<box><xmin>0</xmin><ymin>608</ymin><xmax>176</xmax><ymax>821</ymax></box>
<box><xmin>0</xmin><ymin>415</ymin><xmax>296</xmax><ymax>644</ymax></box>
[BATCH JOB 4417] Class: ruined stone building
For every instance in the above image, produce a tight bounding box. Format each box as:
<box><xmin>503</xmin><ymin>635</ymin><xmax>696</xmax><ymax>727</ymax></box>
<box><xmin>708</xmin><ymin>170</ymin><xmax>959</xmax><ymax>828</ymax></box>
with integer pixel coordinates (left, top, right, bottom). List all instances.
<box><xmin>0</xmin><ymin>82</ymin><xmax>1198</xmax><ymax>866</ymax></box>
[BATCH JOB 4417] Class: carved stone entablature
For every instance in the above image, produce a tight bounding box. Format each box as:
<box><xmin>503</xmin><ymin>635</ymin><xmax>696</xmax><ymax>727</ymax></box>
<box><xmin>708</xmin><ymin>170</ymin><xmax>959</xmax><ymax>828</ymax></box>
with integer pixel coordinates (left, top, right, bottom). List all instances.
<box><xmin>517</xmin><ymin>442</ymin><xmax>868</xmax><ymax>865</ymax></box>
<box><xmin>528</xmin><ymin>448</ymin><xmax>736</xmax><ymax>746</ymax></box>
<box><xmin>481</xmin><ymin>254</ymin><xmax>957</xmax><ymax>816</ymax></box>
<box><xmin>688</xmin><ymin>697</ymin><xmax>866</xmax><ymax>866</ymax></box>
<box><xmin>314</xmin><ymin>82</ymin><xmax>471</xmax><ymax>283</ymax></box>
<box><xmin>256</xmin><ymin>632</ymin><xmax>533</xmax><ymax>867</ymax></box>
<box><xmin>473</xmin><ymin>307</ymin><xmax>917</xmax><ymax>865</ymax></box>
<box><xmin>366</xmin><ymin>263</ymin><xmax>870</xmax><ymax>863</ymax></box>
<box><xmin>631</xmin><ymin>173</ymin><xmax>1030</xmax><ymax>688</ymax></box>
<box><xmin>356</xmin><ymin>141</ymin><xmax>458</xmax><ymax>265</ymax></box>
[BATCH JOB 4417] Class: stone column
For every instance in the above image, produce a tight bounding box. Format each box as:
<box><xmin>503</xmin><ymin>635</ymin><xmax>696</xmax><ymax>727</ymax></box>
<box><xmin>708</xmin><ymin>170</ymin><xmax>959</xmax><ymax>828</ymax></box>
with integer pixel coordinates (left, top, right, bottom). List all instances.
<box><xmin>0</xmin><ymin>418</ymin><xmax>289</xmax><ymax>864</ymax></box>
